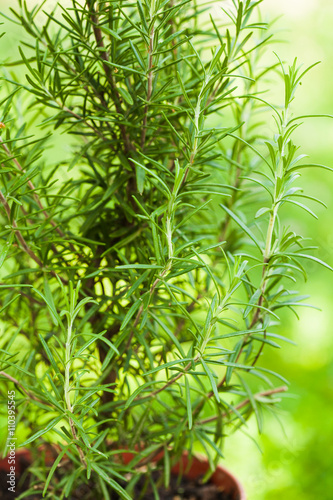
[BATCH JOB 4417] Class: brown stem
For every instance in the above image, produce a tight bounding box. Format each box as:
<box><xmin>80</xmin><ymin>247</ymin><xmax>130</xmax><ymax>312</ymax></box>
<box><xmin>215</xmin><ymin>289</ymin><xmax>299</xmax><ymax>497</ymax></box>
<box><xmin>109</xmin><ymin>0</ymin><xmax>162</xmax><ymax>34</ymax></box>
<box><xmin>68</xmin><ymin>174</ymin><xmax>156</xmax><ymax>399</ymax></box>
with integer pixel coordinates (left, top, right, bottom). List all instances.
<box><xmin>0</xmin><ymin>136</ymin><xmax>65</xmax><ymax>239</ymax></box>
<box><xmin>60</xmin><ymin>104</ymin><xmax>109</xmax><ymax>143</ymax></box>
<box><xmin>0</xmin><ymin>136</ymin><xmax>81</xmax><ymax>262</ymax></box>
<box><xmin>0</xmin><ymin>284</ymin><xmax>43</xmax><ymax>305</ymax></box>
<box><xmin>149</xmin><ymin>361</ymin><xmax>192</xmax><ymax>398</ymax></box>
<box><xmin>88</xmin><ymin>2</ymin><xmax>132</xmax><ymax>155</ymax></box>
<box><xmin>68</xmin><ymin>416</ymin><xmax>87</xmax><ymax>468</ymax></box>
<box><xmin>0</xmin><ymin>189</ymin><xmax>67</xmax><ymax>282</ymax></box>
<box><xmin>0</xmin><ymin>371</ymin><xmax>49</xmax><ymax>405</ymax></box>
<box><xmin>199</xmin><ymin>386</ymin><xmax>288</xmax><ymax>425</ymax></box>
<box><xmin>134</xmin><ymin>358</ymin><xmax>198</xmax><ymax>404</ymax></box>
<box><xmin>88</xmin><ymin>0</ymin><xmax>140</xmax><ymax>204</ymax></box>
<box><xmin>136</xmin><ymin>437</ymin><xmax>173</xmax><ymax>468</ymax></box>
<box><xmin>0</xmin><ymin>189</ymin><xmax>43</xmax><ymax>267</ymax></box>
<box><xmin>141</xmin><ymin>26</ymin><xmax>155</xmax><ymax>149</ymax></box>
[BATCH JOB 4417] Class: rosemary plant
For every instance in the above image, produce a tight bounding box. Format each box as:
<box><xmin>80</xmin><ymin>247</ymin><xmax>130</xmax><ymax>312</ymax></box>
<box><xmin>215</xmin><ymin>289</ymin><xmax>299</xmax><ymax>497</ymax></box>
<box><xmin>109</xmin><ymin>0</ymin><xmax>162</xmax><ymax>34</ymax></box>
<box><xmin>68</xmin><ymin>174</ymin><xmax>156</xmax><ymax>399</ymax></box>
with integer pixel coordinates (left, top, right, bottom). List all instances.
<box><xmin>0</xmin><ymin>0</ymin><xmax>331</xmax><ymax>497</ymax></box>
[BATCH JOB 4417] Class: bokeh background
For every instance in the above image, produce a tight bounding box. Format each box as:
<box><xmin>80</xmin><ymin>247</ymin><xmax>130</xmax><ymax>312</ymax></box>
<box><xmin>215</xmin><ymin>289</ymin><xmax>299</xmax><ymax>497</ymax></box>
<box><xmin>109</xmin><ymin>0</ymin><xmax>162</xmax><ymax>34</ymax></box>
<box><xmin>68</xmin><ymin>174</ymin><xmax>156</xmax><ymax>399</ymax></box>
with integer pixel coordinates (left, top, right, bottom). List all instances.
<box><xmin>0</xmin><ymin>0</ymin><xmax>332</xmax><ymax>498</ymax></box>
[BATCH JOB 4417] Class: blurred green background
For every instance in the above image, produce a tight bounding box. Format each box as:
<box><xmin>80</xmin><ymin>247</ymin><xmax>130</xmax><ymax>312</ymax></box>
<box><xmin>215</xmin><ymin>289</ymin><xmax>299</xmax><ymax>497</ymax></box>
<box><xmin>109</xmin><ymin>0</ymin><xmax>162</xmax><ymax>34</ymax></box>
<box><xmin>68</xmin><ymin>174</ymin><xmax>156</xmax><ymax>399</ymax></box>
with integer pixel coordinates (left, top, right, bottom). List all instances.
<box><xmin>0</xmin><ymin>0</ymin><xmax>332</xmax><ymax>498</ymax></box>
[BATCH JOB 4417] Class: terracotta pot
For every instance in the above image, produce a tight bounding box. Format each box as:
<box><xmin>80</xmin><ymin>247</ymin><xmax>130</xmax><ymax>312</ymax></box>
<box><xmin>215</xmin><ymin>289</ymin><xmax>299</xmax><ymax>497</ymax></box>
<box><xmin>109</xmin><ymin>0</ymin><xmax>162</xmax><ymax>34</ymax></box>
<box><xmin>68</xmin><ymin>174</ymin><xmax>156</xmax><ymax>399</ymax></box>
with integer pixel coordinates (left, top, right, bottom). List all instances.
<box><xmin>174</xmin><ymin>454</ymin><xmax>245</xmax><ymax>500</ymax></box>
<box><xmin>0</xmin><ymin>448</ymin><xmax>246</xmax><ymax>499</ymax></box>
<box><xmin>122</xmin><ymin>451</ymin><xmax>246</xmax><ymax>500</ymax></box>
<box><xmin>0</xmin><ymin>445</ymin><xmax>56</xmax><ymax>474</ymax></box>
<box><xmin>0</xmin><ymin>448</ymin><xmax>31</xmax><ymax>475</ymax></box>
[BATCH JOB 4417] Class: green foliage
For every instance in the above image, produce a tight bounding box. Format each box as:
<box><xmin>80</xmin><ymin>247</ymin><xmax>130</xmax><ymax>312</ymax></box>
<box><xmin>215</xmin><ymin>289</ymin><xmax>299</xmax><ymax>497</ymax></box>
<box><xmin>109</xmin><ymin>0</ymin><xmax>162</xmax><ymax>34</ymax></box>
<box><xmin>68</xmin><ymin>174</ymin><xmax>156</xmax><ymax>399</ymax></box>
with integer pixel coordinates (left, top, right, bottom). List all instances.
<box><xmin>0</xmin><ymin>0</ymin><xmax>331</xmax><ymax>497</ymax></box>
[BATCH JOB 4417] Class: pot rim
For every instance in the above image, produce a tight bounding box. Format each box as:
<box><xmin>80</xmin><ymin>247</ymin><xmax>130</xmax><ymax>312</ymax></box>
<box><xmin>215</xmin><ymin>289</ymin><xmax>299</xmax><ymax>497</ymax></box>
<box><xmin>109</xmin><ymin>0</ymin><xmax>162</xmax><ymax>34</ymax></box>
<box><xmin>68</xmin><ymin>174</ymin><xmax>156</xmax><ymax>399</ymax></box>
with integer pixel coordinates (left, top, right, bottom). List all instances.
<box><xmin>170</xmin><ymin>452</ymin><xmax>246</xmax><ymax>500</ymax></box>
<box><xmin>122</xmin><ymin>449</ymin><xmax>246</xmax><ymax>500</ymax></box>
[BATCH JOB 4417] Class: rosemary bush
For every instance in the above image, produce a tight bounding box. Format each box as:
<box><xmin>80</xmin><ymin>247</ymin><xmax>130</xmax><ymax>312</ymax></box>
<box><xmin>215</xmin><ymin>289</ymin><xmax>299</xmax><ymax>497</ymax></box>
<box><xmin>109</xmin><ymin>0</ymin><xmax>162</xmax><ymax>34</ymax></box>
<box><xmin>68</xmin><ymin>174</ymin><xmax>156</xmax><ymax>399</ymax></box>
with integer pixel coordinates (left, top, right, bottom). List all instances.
<box><xmin>0</xmin><ymin>0</ymin><xmax>331</xmax><ymax>497</ymax></box>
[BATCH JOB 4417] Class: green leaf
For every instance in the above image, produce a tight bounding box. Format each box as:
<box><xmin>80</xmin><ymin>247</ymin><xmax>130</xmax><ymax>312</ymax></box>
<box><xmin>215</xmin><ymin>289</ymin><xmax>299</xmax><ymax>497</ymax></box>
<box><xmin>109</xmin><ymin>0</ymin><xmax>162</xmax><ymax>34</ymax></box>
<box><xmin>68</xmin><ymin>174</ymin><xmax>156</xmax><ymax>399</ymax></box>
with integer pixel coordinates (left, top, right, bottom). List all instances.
<box><xmin>39</xmin><ymin>334</ymin><xmax>64</xmax><ymax>379</ymax></box>
<box><xmin>176</xmin><ymin>71</ymin><xmax>194</xmax><ymax>111</ymax></box>
<box><xmin>201</xmin><ymin>358</ymin><xmax>220</xmax><ymax>402</ymax></box>
<box><xmin>43</xmin><ymin>445</ymin><xmax>71</xmax><ymax>495</ymax></box>
<box><xmin>104</xmin><ymin>60</ymin><xmax>145</xmax><ymax>76</ymax></box>
<box><xmin>74</xmin><ymin>331</ymin><xmax>119</xmax><ymax>358</ymax></box>
<box><xmin>125</xmin><ymin>269</ymin><xmax>151</xmax><ymax>299</ymax></box>
<box><xmin>243</xmin><ymin>289</ymin><xmax>261</xmax><ymax>318</ymax></box>
<box><xmin>255</xmin><ymin>207</ymin><xmax>271</xmax><ymax>219</ymax></box>
<box><xmin>118</xmin><ymin>87</ymin><xmax>133</xmax><ymax>106</ymax></box>
<box><xmin>284</xmin><ymin>199</ymin><xmax>317</xmax><ymax>219</ymax></box>
<box><xmin>288</xmin><ymin>163</ymin><xmax>333</xmax><ymax>174</ymax></box>
<box><xmin>100</xmin><ymin>26</ymin><xmax>122</xmax><ymax>40</ymax></box>
<box><xmin>115</xmin><ymin>264</ymin><xmax>163</xmax><ymax>270</ymax></box>
<box><xmin>0</xmin><ymin>232</ymin><xmax>14</xmax><ymax>269</ymax></box>
<box><xmin>33</xmin><ymin>288</ymin><xmax>61</xmax><ymax>327</ymax></box>
<box><xmin>0</xmin><ymin>294</ymin><xmax>20</xmax><ymax>314</ymax></box>
<box><xmin>164</xmin><ymin>445</ymin><xmax>170</xmax><ymax>488</ymax></box>
<box><xmin>91</xmin><ymin>463</ymin><xmax>132</xmax><ymax>500</ymax></box>
<box><xmin>149</xmin><ymin>312</ymin><xmax>186</xmax><ymax>357</ymax></box>
<box><xmin>290</xmin><ymin>253</ymin><xmax>333</xmax><ymax>272</ymax></box>
<box><xmin>288</xmin><ymin>113</ymin><xmax>333</xmax><ymax>125</ymax></box>
<box><xmin>130</xmin><ymin>158</ymin><xmax>172</xmax><ymax>197</ymax></box>
<box><xmin>135</xmin><ymin>163</ymin><xmax>146</xmax><ymax>195</ymax></box>
<box><xmin>225</xmin><ymin>340</ymin><xmax>243</xmax><ymax>384</ymax></box>
<box><xmin>130</xmin><ymin>40</ymin><xmax>146</xmax><ymax>70</ymax></box>
<box><xmin>20</xmin><ymin>415</ymin><xmax>64</xmax><ymax>447</ymax></box>
<box><xmin>185</xmin><ymin>376</ymin><xmax>193</xmax><ymax>429</ymax></box>
<box><xmin>238</xmin><ymin>375</ymin><xmax>262</xmax><ymax>433</ymax></box>
<box><xmin>123</xmin><ymin>381</ymin><xmax>162</xmax><ymax>409</ymax></box>
<box><xmin>220</xmin><ymin>204</ymin><xmax>262</xmax><ymax>252</ymax></box>
<box><xmin>144</xmin><ymin>358</ymin><xmax>193</xmax><ymax>376</ymax></box>
<box><xmin>120</xmin><ymin>299</ymin><xmax>142</xmax><ymax>331</ymax></box>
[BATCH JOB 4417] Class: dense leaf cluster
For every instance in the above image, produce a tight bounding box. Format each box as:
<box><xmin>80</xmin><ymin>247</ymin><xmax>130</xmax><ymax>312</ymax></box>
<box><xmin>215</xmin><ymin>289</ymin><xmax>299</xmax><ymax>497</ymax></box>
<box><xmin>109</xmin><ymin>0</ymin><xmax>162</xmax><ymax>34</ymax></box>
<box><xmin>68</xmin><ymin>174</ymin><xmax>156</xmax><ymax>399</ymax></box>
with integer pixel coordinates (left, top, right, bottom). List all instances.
<box><xmin>0</xmin><ymin>0</ymin><xmax>331</xmax><ymax>497</ymax></box>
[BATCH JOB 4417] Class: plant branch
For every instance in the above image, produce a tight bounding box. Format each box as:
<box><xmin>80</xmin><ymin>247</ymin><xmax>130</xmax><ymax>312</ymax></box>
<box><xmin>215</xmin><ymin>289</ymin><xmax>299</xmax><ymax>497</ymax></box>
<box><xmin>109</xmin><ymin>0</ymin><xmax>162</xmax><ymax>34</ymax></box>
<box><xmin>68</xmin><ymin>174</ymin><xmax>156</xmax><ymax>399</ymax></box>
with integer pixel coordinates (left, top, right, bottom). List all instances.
<box><xmin>0</xmin><ymin>370</ymin><xmax>48</xmax><ymax>405</ymax></box>
<box><xmin>0</xmin><ymin>189</ymin><xmax>43</xmax><ymax>267</ymax></box>
<box><xmin>64</xmin><ymin>319</ymin><xmax>87</xmax><ymax>468</ymax></box>
<box><xmin>0</xmin><ymin>189</ymin><xmax>67</xmax><ymax>282</ymax></box>
<box><xmin>88</xmin><ymin>0</ymin><xmax>132</xmax><ymax>155</ymax></box>
<box><xmin>141</xmin><ymin>25</ymin><xmax>155</xmax><ymax>149</ymax></box>
<box><xmin>0</xmin><ymin>136</ymin><xmax>66</xmax><ymax>239</ymax></box>
<box><xmin>199</xmin><ymin>385</ymin><xmax>288</xmax><ymax>425</ymax></box>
